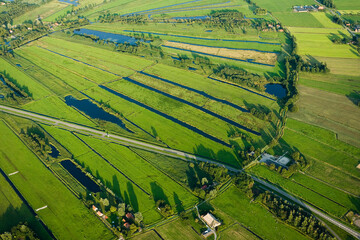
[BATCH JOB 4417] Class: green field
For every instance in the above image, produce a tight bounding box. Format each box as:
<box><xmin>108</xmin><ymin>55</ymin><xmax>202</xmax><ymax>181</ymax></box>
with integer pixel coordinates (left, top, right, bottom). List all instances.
<box><xmin>333</xmin><ymin>0</ymin><xmax>360</xmax><ymax>10</ymax></box>
<box><xmin>212</xmin><ymin>186</ymin><xmax>308</xmax><ymax>240</ymax></box>
<box><xmin>0</xmin><ymin>173</ymin><xmax>52</xmax><ymax>239</ymax></box>
<box><xmin>13</xmin><ymin>1</ymin><xmax>69</xmax><ymax>25</ymax></box>
<box><xmin>0</xmin><ymin>121</ymin><xmax>113</xmax><ymax>240</ymax></box>
<box><xmin>248</xmin><ymin>165</ymin><xmax>358</xmax><ymax>218</ymax></box>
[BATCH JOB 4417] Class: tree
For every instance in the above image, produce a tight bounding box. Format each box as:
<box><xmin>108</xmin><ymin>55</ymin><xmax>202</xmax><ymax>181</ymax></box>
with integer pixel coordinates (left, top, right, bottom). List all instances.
<box><xmin>118</xmin><ymin>203</ymin><xmax>126</xmax><ymax>217</ymax></box>
<box><xmin>201</xmin><ymin>177</ymin><xmax>208</xmax><ymax>185</ymax></box>
<box><xmin>134</xmin><ymin>212</ymin><xmax>143</xmax><ymax>224</ymax></box>
<box><xmin>233</xmin><ymin>172</ymin><xmax>254</xmax><ymax>192</ymax></box>
<box><xmin>110</xmin><ymin>206</ymin><xmax>117</xmax><ymax>213</ymax></box>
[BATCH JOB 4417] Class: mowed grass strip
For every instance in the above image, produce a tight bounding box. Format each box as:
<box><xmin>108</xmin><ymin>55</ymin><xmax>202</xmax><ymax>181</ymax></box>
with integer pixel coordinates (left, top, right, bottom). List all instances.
<box><xmin>145</xmin><ymin>63</ymin><xmax>279</xmax><ymax>110</ymax></box>
<box><xmin>40</xmin><ymin>36</ymin><xmax>152</xmax><ymax>73</ymax></box>
<box><xmin>0</xmin><ymin>121</ymin><xmax>113</xmax><ymax>240</ymax></box>
<box><xmin>130</xmin><ymin>73</ymin><xmax>267</xmax><ymax>131</ymax></box>
<box><xmin>82</xmin><ymin>86</ymin><xmax>239</xmax><ymax>166</ymax></box>
<box><xmin>106</xmin><ymin>79</ymin><xmax>247</xmax><ymax>142</ymax></box>
<box><xmin>18</xmin><ymin>46</ymin><xmax>118</xmax><ymax>84</ymax></box>
<box><xmin>0</xmin><ymin>58</ymin><xmax>51</xmax><ymax>100</ymax></box>
<box><xmin>42</xmin><ymin>125</ymin><xmax>163</xmax><ymax>224</ymax></box>
<box><xmin>288</xmin><ymin>27</ymin><xmax>358</xmax><ymax>58</ymax></box>
<box><xmin>305</xmin><ymin>158</ymin><xmax>360</xmax><ymax>196</ymax></box>
<box><xmin>16</xmin><ymin>48</ymin><xmax>98</xmax><ymax>92</ymax></box>
<box><xmin>212</xmin><ymin>186</ymin><xmax>308</xmax><ymax>240</ymax></box>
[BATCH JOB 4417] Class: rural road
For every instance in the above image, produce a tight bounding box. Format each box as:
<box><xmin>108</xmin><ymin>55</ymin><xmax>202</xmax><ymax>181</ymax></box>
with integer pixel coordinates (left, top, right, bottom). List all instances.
<box><xmin>1</xmin><ymin>104</ymin><xmax>359</xmax><ymax>239</ymax></box>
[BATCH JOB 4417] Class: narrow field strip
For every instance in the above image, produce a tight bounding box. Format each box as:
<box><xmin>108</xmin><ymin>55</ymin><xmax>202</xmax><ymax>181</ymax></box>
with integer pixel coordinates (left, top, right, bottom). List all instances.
<box><xmin>139</xmin><ymin>71</ymin><xmax>250</xmax><ymax>111</ymax></box>
<box><xmin>122</xmin><ymin>0</ymin><xmax>203</xmax><ymax>16</ymax></box>
<box><xmin>99</xmin><ymin>85</ymin><xmax>232</xmax><ymax>147</ymax></box>
<box><xmin>123</xmin><ymin>76</ymin><xmax>260</xmax><ymax>135</ymax></box>
<box><xmin>146</xmin><ymin>4</ymin><xmax>242</xmax><ymax>16</ymax></box>
<box><xmin>72</xmin><ymin>132</ymin><xmax>151</xmax><ymax>195</ymax></box>
<box><xmin>162</xmin><ymin>45</ymin><xmax>276</xmax><ymax>67</ymax></box>
<box><xmin>124</xmin><ymin>30</ymin><xmax>281</xmax><ymax>45</ymax></box>
<box><xmin>207</xmin><ymin>76</ymin><xmax>276</xmax><ymax>101</ymax></box>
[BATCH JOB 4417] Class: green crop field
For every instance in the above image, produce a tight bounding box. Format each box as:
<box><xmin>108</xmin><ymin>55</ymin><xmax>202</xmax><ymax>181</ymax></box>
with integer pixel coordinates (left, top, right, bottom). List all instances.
<box><xmin>219</xmin><ymin>223</ymin><xmax>258</xmax><ymax>240</ymax></box>
<box><xmin>0</xmin><ymin>121</ymin><xmax>113</xmax><ymax>240</ymax></box>
<box><xmin>212</xmin><ymin>186</ymin><xmax>308</xmax><ymax>240</ymax></box>
<box><xmin>13</xmin><ymin>1</ymin><xmax>69</xmax><ymax>25</ymax></box>
<box><xmin>333</xmin><ymin>0</ymin><xmax>360</xmax><ymax>10</ymax></box>
<box><xmin>0</xmin><ymin>174</ymin><xmax>52</xmax><ymax>239</ymax></box>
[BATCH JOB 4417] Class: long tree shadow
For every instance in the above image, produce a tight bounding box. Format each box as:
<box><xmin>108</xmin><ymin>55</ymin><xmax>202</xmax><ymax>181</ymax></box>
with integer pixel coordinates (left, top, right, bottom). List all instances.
<box><xmin>127</xmin><ymin>182</ymin><xmax>139</xmax><ymax>212</ymax></box>
<box><xmin>186</xmin><ymin>165</ymin><xmax>198</xmax><ymax>190</ymax></box>
<box><xmin>112</xmin><ymin>175</ymin><xmax>123</xmax><ymax>201</ymax></box>
<box><xmin>347</xmin><ymin>90</ymin><xmax>360</xmax><ymax>106</ymax></box>
<box><xmin>173</xmin><ymin>192</ymin><xmax>185</xmax><ymax>213</ymax></box>
<box><xmin>150</xmin><ymin>181</ymin><xmax>169</xmax><ymax>204</ymax></box>
<box><xmin>192</xmin><ymin>144</ymin><xmax>240</xmax><ymax>168</ymax></box>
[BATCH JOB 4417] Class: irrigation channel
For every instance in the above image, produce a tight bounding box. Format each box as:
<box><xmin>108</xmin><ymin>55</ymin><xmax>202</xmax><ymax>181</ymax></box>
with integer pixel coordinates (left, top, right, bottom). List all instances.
<box><xmin>65</xmin><ymin>95</ymin><xmax>133</xmax><ymax>133</ymax></box>
<box><xmin>99</xmin><ymin>85</ymin><xmax>232</xmax><ymax>147</ymax></box>
<box><xmin>1</xmin><ymin>104</ymin><xmax>359</xmax><ymax>239</ymax></box>
<box><xmin>122</xmin><ymin>76</ymin><xmax>260</xmax><ymax>135</ymax></box>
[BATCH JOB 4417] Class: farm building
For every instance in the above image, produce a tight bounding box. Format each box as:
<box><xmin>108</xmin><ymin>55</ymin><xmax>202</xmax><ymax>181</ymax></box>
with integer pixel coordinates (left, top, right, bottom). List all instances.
<box><xmin>354</xmin><ymin>25</ymin><xmax>360</xmax><ymax>32</ymax></box>
<box><xmin>202</xmin><ymin>229</ymin><xmax>214</xmax><ymax>238</ymax></box>
<box><xmin>293</xmin><ymin>5</ymin><xmax>318</xmax><ymax>12</ymax></box>
<box><xmin>201</xmin><ymin>213</ymin><xmax>221</xmax><ymax>229</ymax></box>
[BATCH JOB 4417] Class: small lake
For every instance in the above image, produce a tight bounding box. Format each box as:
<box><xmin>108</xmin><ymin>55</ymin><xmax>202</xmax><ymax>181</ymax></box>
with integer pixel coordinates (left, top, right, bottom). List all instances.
<box><xmin>58</xmin><ymin>0</ymin><xmax>79</xmax><ymax>6</ymax></box>
<box><xmin>0</xmin><ymin>94</ymin><xmax>4</xmax><ymax>99</ymax></box>
<box><xmin>172</xmin><ymin>16</ymin><xmax>209</xmax><ymax>20</ymax></box>
<box><xmin>60</xmin><ymin>160</ymin><xmax>100</xmax><ymax>192</ymax></box>
<box><xmin>265</xmin><ymin>84</ymin><xmax>287</xmax><ymax>98</ymax></box>
<box><xmin>188</xmin><ymin>67</ymin><xmax>197</xmax><ymax>71</ymax></box>
<box><xmin>49</xmin><ymin>144</ymin><xmax>60</xmax><ymax>158</ymax></box>
<box><xmin>65</xmin><ymin>96</ymin><xmax>133</xmax><ymax>133</ymax></box>
<box><xmin>73</xmin><ymin>29</ymin><xmax>148</xmax><ymax>45</ymax></box>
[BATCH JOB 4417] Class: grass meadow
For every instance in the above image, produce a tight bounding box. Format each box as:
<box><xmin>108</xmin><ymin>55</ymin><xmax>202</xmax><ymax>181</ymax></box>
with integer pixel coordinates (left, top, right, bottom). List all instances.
<box><xmin>13</xmin><ymin>1</ymin><xmax>69</xmax><ymax>25</ymax></box>
<box><xmin>0</xmin><ymin>174</ymin><xmax>52</xmax><ymax>239</ymax></box>
<box><xmin>333</xmin><ymin>0</ymin><xmax>360</xmax><ymax>10</ymax></box>
<box><xmin>212</xmin><ymin>186</ymin><xmax>308</xmax><ymax>240</ymax></box>
<box><xmin>0</xmin><ymin>121</ymin><xmax>113</xmax><ymax>240</ymax></box>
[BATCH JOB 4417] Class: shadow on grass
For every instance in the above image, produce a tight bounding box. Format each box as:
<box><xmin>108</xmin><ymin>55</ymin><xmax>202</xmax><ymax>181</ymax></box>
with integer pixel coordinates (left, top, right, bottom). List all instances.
<box><xmin>346</xmin><ymin>90</ymin><xmax>360</xmax><ymax>106</ymax></box>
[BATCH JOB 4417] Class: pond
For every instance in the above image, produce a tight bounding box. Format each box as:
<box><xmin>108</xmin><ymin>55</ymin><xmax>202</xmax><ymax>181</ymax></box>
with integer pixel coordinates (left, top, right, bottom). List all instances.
<box><xmin>0</xmin><ymin>94</ymin><xmax>4</xmax><ymax>99</ymax></box>
<box><xmin>188</xmin><ymin>67</ymin><xmax>197</xmax><ymax>71</ymax></box>
<box><xmin>58</xmin><ymin>0</ymin><xmax>79</xmax><ymax>6</ymax></box>
<box><xmin>265</xmin><ymin>84</ymin><xmax>287</xmax><ymax>99</ymax></box>
<box><xmin>172</xmin><ymin>16</ymin><xmax>209</xmax><ymax>20</ymax></box>
<box><xmin>49</xmin><ymin>144</ymin><xmax>60</xmax><ymax>158</ymax></box>
<box><xmin>60</xmin><ymin>160</ymin><xmax>100</xmax><ymax>192</ymax></box>
<box><xmin>65</xmin><ymin>96</ymin><xmax>133</xmax><ymax>133</ymax></box>
<box><xmin>73</xmin><ymin>29</ymin><xmax>148</xmax><ymax>45</ymax></box>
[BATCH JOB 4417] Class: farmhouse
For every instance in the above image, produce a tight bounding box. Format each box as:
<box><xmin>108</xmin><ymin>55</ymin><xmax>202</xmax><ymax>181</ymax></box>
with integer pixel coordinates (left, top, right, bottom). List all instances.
<box><xmin>92</xmin><ymin>205</ymin><xmax>98</xmax><ymax>211</ymax></box>
<box><xmin>201</xmin><ymin>213</ymin><xmax>221</xmax><ymax>229</ymax></box>
<box><xmin>356</xmin><ymin>163</ymin><xmax>360</xmax><ymax>169</ymax></box>
<box><xmin>293</xmin><ymin>5</ymin><xmax>318</xmax><ymax>12</ymax></box>
<box><xmin>354</xmin><ymin>25</ymin><xmax>360</xmax><ymax>32</ymax></box>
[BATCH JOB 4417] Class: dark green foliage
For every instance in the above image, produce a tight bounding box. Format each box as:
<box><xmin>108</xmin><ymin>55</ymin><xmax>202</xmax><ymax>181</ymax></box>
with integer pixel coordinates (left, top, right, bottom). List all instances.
<box><xmin>0</xmin><ymin>223</ymin><xmax>40</xmax><ymax>240</ymax></box>
<box><xmin>319</xmin><ymin>0</ymin><xmax>335</xmax><ymax>8</ymax></box>
<box><xmin>156</xmin><ymin>200</ymin><xmax>173</xmax><ymax>217</ymax></box>
<box><xmin>258</xmin><ymin>191</ymin><xmax>335</xmax><ymax>240</ymax></box>
<box><xmin>233</xmin><ymin>172</ymin><xmax>254</xmax><ymax>197</ymax></box>
<box><xmin>213</xmin><ymin>65</ymin><xmax>266</xmax><ymax>91</ymax></box>
<box><xmin>20</xmin><ymin>125</ymin><xmax>51</xmax><ymax>160</ymax></box>
<box><xmin>98</xmin><ymin>13</ymin><xmax>147</xmax><ymax>24</ymax></box>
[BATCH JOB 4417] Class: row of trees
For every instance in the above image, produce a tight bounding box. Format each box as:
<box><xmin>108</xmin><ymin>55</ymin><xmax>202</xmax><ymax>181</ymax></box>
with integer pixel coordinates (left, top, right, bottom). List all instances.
<box><xmin>319</xmin><ymin>0</ymin><xmax>336</xmax><ymax>8</ymax></box>
<box><xmin>20</xmin><ymin>126</ymin><xmax>52</xmax><ymax>160</ymax></box>
<box><xmin>0</xmin><ymin>72</ymin><xmax>33</xmax><ymax>105</ymax></box>
<box><xmin>98</xmin><ymin>12</ymin><xmax>147</xmax><ymax>24</ymax></box>
<box><xmin>213</xmin><ymin>64</ymin><xmax>266</xmax><ymax>91</ymax></box>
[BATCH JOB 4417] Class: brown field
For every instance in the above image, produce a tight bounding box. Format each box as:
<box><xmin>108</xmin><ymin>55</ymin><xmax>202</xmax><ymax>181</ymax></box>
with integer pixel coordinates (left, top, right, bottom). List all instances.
<box><xmin>289</xmin><ymin>85</ymin><xmax>360</xmax><ymax>147</ymax></box>
<box><xmin>163</xmin><ymin>41</ymin><xmax>278</xmax><ymax>65</ymax></box>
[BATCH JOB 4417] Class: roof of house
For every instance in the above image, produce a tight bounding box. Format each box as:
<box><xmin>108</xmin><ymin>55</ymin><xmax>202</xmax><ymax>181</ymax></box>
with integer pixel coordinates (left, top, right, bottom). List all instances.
<box><xmin>96</xmin><ymin>211</ymin><xmax>103</xmax><ymax>217</ymax></box>
<box><xmin>123</xmin><ymin>223</ymin><xmax>130</xmax><ymax>229</ymax></box>
<box><xmin>201</xmin><ymin>213</ymin><xmax>221</xmax><ymax>228</ymax></box>
<box><xmin>126</xmin><ymin>213</ymin><xmax>134</xmax><ymax>219</ymax></box>
<box><xmin>92</xmin><ymin>205</ymin><xmax>98</xmax><ymax>211</ymax></box>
